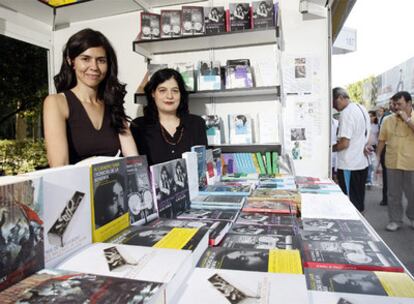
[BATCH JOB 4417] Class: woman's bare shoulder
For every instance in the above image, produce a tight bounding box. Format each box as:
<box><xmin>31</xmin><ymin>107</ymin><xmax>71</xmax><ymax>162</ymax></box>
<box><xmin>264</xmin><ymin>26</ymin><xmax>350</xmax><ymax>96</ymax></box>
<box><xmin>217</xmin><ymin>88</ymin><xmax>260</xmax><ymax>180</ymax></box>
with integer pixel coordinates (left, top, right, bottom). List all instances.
<box><xmin>44</xmin><ymin>93</ymin><xmax>69</xmax><ymax>117</ymax></box>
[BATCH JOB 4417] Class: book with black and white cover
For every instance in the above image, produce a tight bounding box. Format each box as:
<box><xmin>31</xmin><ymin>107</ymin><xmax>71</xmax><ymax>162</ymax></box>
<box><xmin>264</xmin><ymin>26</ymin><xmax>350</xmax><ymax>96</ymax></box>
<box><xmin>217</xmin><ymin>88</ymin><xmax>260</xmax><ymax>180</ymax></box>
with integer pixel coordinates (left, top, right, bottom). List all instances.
<box><xmin>147</xmin><ymin>63</ymin><xmax>168</xmax><ymax>79</ymax></box>
<box><xmin>301</xmin><ymin>218</ymin><xmax>379</xmax><ymax>242</ymax></box>
<box><xmin>177</xmin><ymin>208</ymin><xmax>240</xmax><ymax>222</ymax></box>
<box><xmin>301</xmin><ymin>240</ymin><xmax>404</xmax><ymax>272</ymax></box>
<box><xmin>0</xmin><ymin>269</ymin><xmax>165</xmax><ymax>304</ymax></box>
<box><xmin>236</xmin><ymin>211</ymin><xmax>295</xmax><ymax>226</ymax></box>
<box><xmin>91</xmin><ymin>158</ymin><xmax>129</xmax><ymax>242</ymax></box>
<box><xmin>305</xmin><ymin>268</ymin><xmax>414</xmax><ymax>298</ymax></box>
<box><xmin>139</xmin><ymin>12</ymin><xmax>160</xmax><ymax>40</ymax></box>
<box><xmin>26</xmin><ymin>165</ymin><xmax>92</xmax><ymax>268</ymax></box>
<box><xmin>197</xmin><ymin>247</ymin><xmax>303</xmax><ymax>274</ymax></box>
<box><xmin>182</xmin><ymin>151</ymin><xmax>199</xmax><ymax>200</ymax></box>
<box><xmin>191</xmin><ymin>145</ymin><xmax>208</xmax><ymax>190</ymax></box>
<box><xmin>202</xmin><ymin>115</ymin><xmax>222</xmax><ymax>145</ymax></box>
<box><xmin>222</xmin><ymin>232</ymin><xmax>298</xmax><ymax>250</ymax></box>
<box><xmin>58</xmin><ymin>242</ymin><xmax>193</xmax><ymax>303</ymax></box>
<box><xmin>191</xmin><ymin>194</ymin><xmax>246</xmax><ymax>210</ymax></box>
<box><xmin>160</xmin><ymin>9</ymin><xmax>182</xmax><ymax>38</ymax></box>
<box><xmin>252</xmin><ymin>0</ymin><xmax>275</xmax><ymax>29</ymax></box>
<box><xmin>0</xmin><ymin>176</ymin><xmax>43</xmax><ymax>292</ymax></box>
<box><xmin>228</xmin><ymin>2</ymin><xmax>252</xmax><ymax>31</ymax></box>
<box><xmin>198</xmin><ymin>61</ymin><xmax>222</xmax><ymax>91</ymax></box>
<box><xmin>230</xmin><ymin>222</ymin><xmax>295</xmax><ymax>236</ymax></box>
<box><xmin>125</xmin><ymin>156</ymin><xmax>158</xmax><ymax>226</ymax></box>
<box><xmin>203</xmin><ymin>6</ymin><xmax>226</xmax><ymax>35</ymax></box>
<box><xmin>181</xmin><ymin>6</ymin><xmax>205</xmax><ymax>35</ymax></box>
<box><xmin>169</xmin><ymin>62</ymin><xmax>196</xmax><ymax>91</ymax></box>
<box><xmin>150</xmin><ymin>158</ymin><xmax>190</xmax><ymax>218</ymax></box>
<box><xmin>106</xmin><ymin>224</ymin><xmax>209</xmax><ymax>266</ymax></box>
<box><xmin>177</xmin><ymin>268</ymin><xmax>309</xmax><ymax>304</ymax></box>
<box><xmin>228</xmin><ymin>114</ymin><xmax>253</xmax><ymax>144</ymax></box>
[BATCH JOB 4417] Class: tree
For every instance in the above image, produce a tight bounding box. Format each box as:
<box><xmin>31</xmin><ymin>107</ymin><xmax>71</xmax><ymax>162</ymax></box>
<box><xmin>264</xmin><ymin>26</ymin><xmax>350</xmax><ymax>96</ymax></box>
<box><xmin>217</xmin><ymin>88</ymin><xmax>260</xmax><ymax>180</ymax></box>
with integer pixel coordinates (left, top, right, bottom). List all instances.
<box><xmin>346</xmin><ymin>80</ymin><xmax>363</xmax><ymax>104</ymax></box>
<box><xmin>0</xmin><ymin>34</ymin><xmax>48</xmax><ymax>139</ymax></box>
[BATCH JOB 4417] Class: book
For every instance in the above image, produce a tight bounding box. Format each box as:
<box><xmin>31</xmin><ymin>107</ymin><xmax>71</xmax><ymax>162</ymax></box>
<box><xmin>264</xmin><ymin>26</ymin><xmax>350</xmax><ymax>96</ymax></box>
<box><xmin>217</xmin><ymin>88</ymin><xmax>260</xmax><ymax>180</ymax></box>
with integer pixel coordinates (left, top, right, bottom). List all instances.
<box><xmin>91</xmin><ymin>158</ymin><xmax>129</xmax><ymax>242</ymax></box>
<box><xmin>203</xmin><ymin>6</ymin><xmax>226</xmax><ymax>34</ymax></box>
<box><xmin>191</xmin><ymin>194</ymin><xmax>246</xmax><ymax>210</ymax></box>
<box><xmin>252</xmin><ymin>0</ymin><xmax>275</xmax><ymax>29</ymax></box>
<box><xmin>182</xmin><ymin>151</ymin><xmax>199</xmax><ymax>200</ymax></box>
<box><xmin>181</xmin><ymin>6</ymin><xmax>205</xmax><ymax>35</ymax></box>
<box><xmin>150</xmin><ymin>158</ymin><xmax>190</xmax><ymax>218</ymax></box>
<box><xmin>125</xmin><ymin>156</ymin><xmax>158</xmax><ymax>226</ymax></box>
<box><xmin>177</xmin><ymin>208</ymin><xmax>240</xmax><ymax>222</ymax></box>
<box><xmin>236</xmin><ymin>211</ymin><xmax>295</xmax><ymax>226</ymax></box>
<box><xmin>222</xmin><ymin>233</ymin><xmax>297</xmax><ymax>250</ymax></box>
<box><xmin>298</xmin><ymin>183</ymin><xmax>342</xmax><ymax>194</ymax></box>
<box><xmin>243</xmin><ymin>198</ymin><xmax>296</xmax><ymax>214</ymax></box>
<box><xmin>160</xmin><ymin>9</ymin><xmax>182</xmax><ymax>38</ymax></box>
<box><xmin>0</xmin><ymin>269</ymin><xmax>165</xmax><ymax>304</ymax></box>
<box><xmin>225</xmin><ymin>64</ymin><xmax>254</xmax><ymax>89</ymax></box>
<box><xmin>197</xmin><ymin>247</ymin><xmax>303</xmax><ymax>274</ymax></box>
<box><xmin>305</xmin><ymin>268</ymin><xmax>414</xmax><ymax>298</ymax></box>
<box><xmin>58</xmin><ymin>242</ymin><xmax>193</xmax><ymax>303</ymax></box>
<box><xmin>221</xmin><ymin>172</ymin><xmax>260</xmax><ymax>181</ymax></box>
<box><xmin>230</xmin><ymin>223</ymin><xmax>296</xmax><ymax>236</ymax></box>
<box><xmin>139</xmin><ymin>12</ymin><xmax>160</xmax><ymax>40</ymax></box>
<box><xmin>0</xmin><ymin>176</ymin><xmax>44</xmax><ymax>292</ymax></box>
<box><xmin>191</xmin><ymin>145</ymin><xmax>208</xmax><ymax>190</ymax></box>
<box><xmin>301</xmin><ymin>240</ymin><xmax>404</xmax><ymax>272</ymax></box>
<box><xmin>228</xmin><ymin>2</ymin><xmax>252</xmax><ymax>32</ymax></box>
<box><xmin>249</xmin><ymin>188</ymin><xmax>301</xmax><ymax>203</ymax></box>
<box><xmin>228</xmin><ymin>114</ymin><xmax>253</xmax><ymax>144</ymax></box>
<box><xmin>106</xmin><ymin>225</ymin><xmax>209</xmax><ymax>266</ymax></box>
<box><xmin>205</xmin><ymin>149</ymin><xmax>216</xmax><ymax>185</ymax></box>
<box><xmin>169</xmin><ymin>62</ymin><xmax>196</xmax><ymax>91</ymax></box>
<box><xmin>177</xmin><ymin>268</ymin><xmax>309</xmax><ymax>304</ymax></box>
<box><xmin>200</xmin><ymin>184</ymin><xmax>252</xmax><ymax>196</ymax></box>
<box><xmin>202</xmin><ymin>115</ymin><xmax>222</xmax><ymax>145</ymax></box>
<box><xmin>197</xmin><ymin>61</ymin><xmax>222</xmax><ymax>91</ymax></box>
<box><xmin>26</xmin><ymin>165</ymin><xmax>92</xmax><ymax>268</ymax></box>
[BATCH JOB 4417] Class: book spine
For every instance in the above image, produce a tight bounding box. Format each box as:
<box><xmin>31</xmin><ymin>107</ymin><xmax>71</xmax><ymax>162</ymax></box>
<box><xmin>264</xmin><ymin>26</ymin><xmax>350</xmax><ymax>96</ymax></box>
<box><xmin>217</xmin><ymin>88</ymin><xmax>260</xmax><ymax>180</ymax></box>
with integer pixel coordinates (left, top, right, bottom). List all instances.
<box><xmin>265</xmin><ymin>151</ymin><xmax>272</xmax><ymax>174</ymax></box>
<box><xmin>272</xmin><ymin>151</ymin><xmax>279</xmax><ymax>174</ymax></box>
<box><xmin>251</xmin><ymin>153</ymin><xmax>261</xmax><ymax>173</ymax></box>
<box><xmin>255</xmin><ymin>152</ymin><xmax>266</xmax><ymax>174</ymax></box>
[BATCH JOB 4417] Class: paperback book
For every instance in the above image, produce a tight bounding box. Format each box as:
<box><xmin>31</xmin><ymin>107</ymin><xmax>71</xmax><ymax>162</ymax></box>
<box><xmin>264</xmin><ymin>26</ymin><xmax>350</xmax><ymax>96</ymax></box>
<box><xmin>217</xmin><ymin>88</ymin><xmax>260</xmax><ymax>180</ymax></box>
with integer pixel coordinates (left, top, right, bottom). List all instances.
<box><xmin>191</xmin><ymin>194</ymin><xmax>246</xmax><ymax>210</ymax></box>
<box><xmin>169</xmin><ymin>62</ymin><xmax>196</xmax><ymax>91</ymax></box>
<box><xmin>198</xmin><ymin>61</ymin><xmax>222</xmax><ymax>91</ymax></box>
<box><xmin>200</xmin><ymin>184</ymin><xmax>252</xmax><ymax>196</ymax></box>
<box><xmin>243</xmin><ymin>198</ymin><xmax>296</xmax><ymax>214</ymax></box>
<box><xmin>202</xmin><ymin>115</ymin><xmax>222</xmax><ymax>145</ymax></box>
<box><xmin>0</xmin><ymin>269</ymin><xmax>165</xmax><ymax>304</ymax></box>
<box><xmin>0</xmin><ymin>176</ymin><xmax>43</xmax><ymax>292</ymax></box>
<box><xmin>181</xmin><ymin>6</ymin><xmax>205</xmax><ymax>35</ymax></box>
<box><xmin>177</xmin><ymin>208</ymin><xmax>240</xmax><ymax>221</ymax></box>
<box><xmin>125</xmin><ymin>156</ymin><xmax>157</xmax><ymax>226</ymax></box>
<box><xmin>230</xmin><ymin>223</ymin><xmax>295</xmax><ymax>236</ymax></box>
<box><xmin>160</xmin><ymin>9</ymin><xmax>182</xmax><ymax>38</ymax></box>
<box><xmin>222</xmin><ymin>232</ymin><xmax>297</xmax><ymax>250</ymax></box>
<box><xmin>236</xmin><ymin>211</ymin><xmax>295</xmax><ymax>226</ymax></box>
<box><xmin>182</xmin><ymin>151</ymin><xmax>199</xmax><ymax>200</ymax></box>
<box><xmin>139</xmin><ymin>12</ymin><xmax>160</xmax><ymax>40</ymax></box>
<box><xmin>228</xmin><ymin>114</ymin><xmax>253</xmax><ymax>144</ymax></box>
<box><xmin>150</xmin><ymin>158</ymin><xmax>190</xmax><ymax>218</ymax></box>
<box><xmin>252</xmin><ymin>0</ymin><xmax>275</xmax><ymax>29</ymax></box>
<box><xmin>228</xmin><ymin>2</ymin><xmax>252</xmax><ymax>31</ymax></box>
<box><xmin>203</xmin><ymin>6</ymin><xmax>226</xmax><ymax>34</ymax></box>
<box><xmin>225</xmin><ymin>64</ymin><xmax>254</xmax><ymax>89</ymax></box>
<box><xmin>191</xmin><ymin>145</ymin><xmax>208</xmax><ymax>190</ymax></box>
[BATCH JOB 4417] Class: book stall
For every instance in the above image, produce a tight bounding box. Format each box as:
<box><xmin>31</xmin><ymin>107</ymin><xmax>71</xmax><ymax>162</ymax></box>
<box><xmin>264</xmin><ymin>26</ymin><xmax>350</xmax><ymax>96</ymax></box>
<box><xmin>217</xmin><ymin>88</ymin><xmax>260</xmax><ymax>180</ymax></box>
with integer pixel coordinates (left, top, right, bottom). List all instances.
<box><xmin>1</xmin><ymin>0</ymin><xmax>413</xmax><ymax>303</ymax></box>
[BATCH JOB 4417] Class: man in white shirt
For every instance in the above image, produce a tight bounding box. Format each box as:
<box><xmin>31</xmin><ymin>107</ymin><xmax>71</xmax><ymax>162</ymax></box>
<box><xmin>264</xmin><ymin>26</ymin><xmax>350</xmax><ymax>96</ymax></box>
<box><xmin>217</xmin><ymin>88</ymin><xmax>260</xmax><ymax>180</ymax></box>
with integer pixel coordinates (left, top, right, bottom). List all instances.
<box><xmin>332</xmin><ymin>87</ymin><xmax>370</xmax><ymax>212</ymax></box>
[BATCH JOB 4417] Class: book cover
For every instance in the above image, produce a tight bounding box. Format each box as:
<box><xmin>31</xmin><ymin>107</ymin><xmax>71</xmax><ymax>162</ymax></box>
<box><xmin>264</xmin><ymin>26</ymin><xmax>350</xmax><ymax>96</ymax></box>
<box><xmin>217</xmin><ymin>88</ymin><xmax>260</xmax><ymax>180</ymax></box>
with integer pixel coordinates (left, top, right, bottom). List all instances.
<box><xmin>160</xmin><ymin>9</ymin><xmax>182</xmax><ymax>38</ymax></box>
<box><xmin>213</xmin><ymin>148</ymin><xmax>223</xmax><ymax>180</ymax></box>
<box><xmin>198</xmin><ymin>61</ymin><xmax>222</xmax><ymax>91</ymax></box>
<box><xmin>169</xmin><ymin>62</ymin><xmax>196</xmax><ymax>91</ymax></box>
<box><xmin>191</xmin><ymin>145</ymin><xmax>208</xmax><ymax>190</ymax></box>
<box><xmin>305</xmin><ymin>268</ymin><xmax>414</xmax><ymax>298</ymax></box>
<box><xmin>125</xmin><ymin>156</ymin><xmax>158</xmax><ymax>226</ymax></box>
<box><xmin>301</xmin><ymin>240</ymin><xmax>404</xmax><ymax>272</ymax></box>
<box><xmin>0</xmin><ymin>269</ymin><xmax>164</xmax><ymax>304</ymax></box>
<box><xmin>225</xmin><ymin>64</ymin><xmax>254</xmax><ymax>89</ymax></box>
<box><xmin>191</xmin><ymin>194</ymin><xmax>246</xmax><ymax>210</ymax></box>
<box><xmin>236</xmin><ymin>211</ymin><xmax>295</xmax><ymax>226</ymax></box>
<box><xmin>222</xmin><ymin>233</ymin><xmax>297</xmax><ymax>250</ymax></box>
<box><xmin>202</xmin><ymin>115</ymin><xmax>222</xmax><ymax>145</ymax></box>
<box><xmin>249</xmin><ymin>188</ymin><xmax>301</xmax><ymax>203</ymax></box>
<box><xmin>182</xmin><ymin>151</ymin><xmax>199</xmax><ymax>200</ymax></box>
<box><xmin>58</xmin><ymin>242</ymin><xmax>193</xmax><ymax>303</ymax></box>
<box><xmin>27</xmin><ymin>165</ymin><xmax>92</xmax><ymax>268</ymax></box>
<box><xmin>230</xmin><ymin>223</ymin><xmax>295</xmax><ymax>236</ymax></box>
<box><xmin>228</xmin><ymin>114</ymin><xmax>253</xmax><ymax>144</ymax></box>
<box><xmin>229</xmin><ymin>2</ymin><xmax>252</xmax><ymax>31</ymax></box>
<box><xmin>205</xmin><ymin>149</ymin><xmax>216</xmax><ymax>185</ymax></box>
<box><xmin>177</xmin><ymin>268</ymin><xmax>309</xmax><ymax>304</ymax></box>
<box><xmin>181</xmin><ymin>6</ymin><xmax>205</xmax><ymax>35</ymax></box>
<box><xmin>177</xmin><ymin>208</ymin><xmax>240</xmax><ymax>221</ymax></box>
<box><xmin>150</xmin><ymin>158</ymin><xmax>190</xmax><ymax>218</ymax></box>
<box><xmin>204</xmin><ymin>6</ymin><xmax>226</xmax><ymax>34</ymax></box>
<box><xmin>0</xmin><ymin>176</ymin><xmax>44</xmax><ymax>292</ymax></box>
<box><xmin>197</xmin><ymin>247</ymin><xmax>303</xmax><ymax>274</ymax></box>
<box><xmin>252</xmin><ymin>0</ymin><xmax>275</xmax><ymax>29</ymax></box>
<box><xmin>91</xmin><ymin>159</ymin><xmax>129</xmax><ymax>242</ymax></box>
<box><xmin>200</xmin><ymin>184</ymin><xmax>251</xmax><ymax>196</ymax></box>
<box><xmin>243</xmin><ymin>198</ymin><xmax>296</xmax><ymax>214</ymax></box>
<box><xmin>139</xmin><ymin>12</ymin><xmax>160</xmax><ymax>40</ymax></box>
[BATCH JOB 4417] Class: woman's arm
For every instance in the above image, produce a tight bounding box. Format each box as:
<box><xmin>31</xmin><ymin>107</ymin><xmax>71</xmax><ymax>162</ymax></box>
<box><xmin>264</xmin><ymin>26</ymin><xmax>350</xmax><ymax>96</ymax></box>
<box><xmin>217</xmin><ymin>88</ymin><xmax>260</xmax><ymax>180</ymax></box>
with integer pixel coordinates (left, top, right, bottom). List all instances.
<box><xmin>43</xmin><ymin>94</ymin><xmax>70</xmax><ymax>167</ymax></box>
<box><xmin>119</xmin><ymin>123</ymin><xmax>139</xmax><ymax>157</ymax></box>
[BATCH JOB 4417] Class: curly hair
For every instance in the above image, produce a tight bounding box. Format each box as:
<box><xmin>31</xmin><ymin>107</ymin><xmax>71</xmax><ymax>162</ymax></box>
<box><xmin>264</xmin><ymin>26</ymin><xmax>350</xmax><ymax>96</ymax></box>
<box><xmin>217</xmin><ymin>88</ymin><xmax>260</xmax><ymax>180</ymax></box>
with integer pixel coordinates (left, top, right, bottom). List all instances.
<box><xmin>143</xmin><ymin>68</ymin><xmax>189</xmax><ymax>124</ymax></box>
<box><xmin>54</xmin><ymin>28</ymin><xmax>128</xmax><ymax>133</ymax></box>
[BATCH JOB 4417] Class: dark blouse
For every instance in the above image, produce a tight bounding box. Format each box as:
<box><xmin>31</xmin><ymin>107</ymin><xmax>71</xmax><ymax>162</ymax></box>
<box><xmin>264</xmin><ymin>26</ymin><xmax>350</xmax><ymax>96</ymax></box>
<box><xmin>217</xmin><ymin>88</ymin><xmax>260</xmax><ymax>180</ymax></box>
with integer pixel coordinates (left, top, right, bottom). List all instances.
<box><xmin>130</xmin><ymin>114</ymin><xmax>208</xmax><ymax>165</ymax></box>
<box><xmin>65</xmin><ymin>90</ymin><xmax>121</xmax><ymax>164</ymax></box>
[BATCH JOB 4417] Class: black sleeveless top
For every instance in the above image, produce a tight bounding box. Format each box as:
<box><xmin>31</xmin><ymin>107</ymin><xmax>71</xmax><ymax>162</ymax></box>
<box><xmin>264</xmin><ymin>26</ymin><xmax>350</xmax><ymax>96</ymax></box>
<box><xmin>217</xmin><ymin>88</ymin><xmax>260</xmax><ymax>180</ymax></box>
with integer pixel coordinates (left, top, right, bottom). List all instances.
<box><xmin>65</xmin><ymin>90</ymin><xmax>121</xmax><ymax>164</ymax></box>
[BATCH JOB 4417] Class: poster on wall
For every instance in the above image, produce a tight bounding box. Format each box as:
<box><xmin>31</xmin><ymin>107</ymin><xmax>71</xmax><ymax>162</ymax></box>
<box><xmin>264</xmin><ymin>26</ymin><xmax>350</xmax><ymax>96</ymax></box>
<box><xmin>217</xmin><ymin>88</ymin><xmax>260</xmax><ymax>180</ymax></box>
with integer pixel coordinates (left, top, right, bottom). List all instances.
<box><xmin>282</xmin><ymin>55</ymin><xmax>321</xmax><ymax>95</ymax></box>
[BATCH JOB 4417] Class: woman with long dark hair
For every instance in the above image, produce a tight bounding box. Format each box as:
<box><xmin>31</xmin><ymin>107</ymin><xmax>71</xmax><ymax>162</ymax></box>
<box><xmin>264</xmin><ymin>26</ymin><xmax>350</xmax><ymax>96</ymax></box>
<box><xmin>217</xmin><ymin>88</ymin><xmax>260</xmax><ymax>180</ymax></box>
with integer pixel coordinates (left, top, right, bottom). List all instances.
<box><xmin>131</xmin><ymin>68</ymin><xmax>207</xmax><ymax>165</ymax></box>
<box><xmin>43</xmin><ymin>28</ymin><xmax>137</xmax><ymax>166</ymax></box>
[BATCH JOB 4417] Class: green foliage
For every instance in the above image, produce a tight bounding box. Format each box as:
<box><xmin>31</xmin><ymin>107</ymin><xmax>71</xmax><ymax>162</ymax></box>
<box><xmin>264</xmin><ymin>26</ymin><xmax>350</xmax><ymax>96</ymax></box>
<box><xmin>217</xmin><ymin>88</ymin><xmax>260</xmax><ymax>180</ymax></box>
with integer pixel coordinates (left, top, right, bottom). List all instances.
<box><xmin>346</xmin><ymin>80</ymin><xmax>363</xmax><ymax>104</ymax></box>
<box><xmin>0</xmin><ymin>139</ymin><xmax>48</xmax><ymax>175</ymax></box>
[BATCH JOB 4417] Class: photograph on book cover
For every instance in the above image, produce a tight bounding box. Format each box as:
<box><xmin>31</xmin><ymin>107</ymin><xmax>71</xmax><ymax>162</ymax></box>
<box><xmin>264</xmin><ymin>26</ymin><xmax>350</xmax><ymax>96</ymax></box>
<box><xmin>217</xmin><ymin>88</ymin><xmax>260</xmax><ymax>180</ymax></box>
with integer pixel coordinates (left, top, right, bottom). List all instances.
<box><xmin>230</xmin><ymin>3</ymin><xmax>251</xmax><ymax>31</ymax></box>
<box><xmin>204</xmin><ymin>6</ymin><xmax>226</xmax><ymax>34</ymax></box>
<box><xmin>161</xmin><ymin>10</ymin><xmax>181</xmax><ymax>38</ymax></box>
<box><xmin>140</xmin><ymin>13</ymin><xmax>160</xmax><ymax>40</ymax></box>
<box><xmin>0</xmin><ymin>178</ymin><xmax>44</xmax><ymax>292</ymax></box>
<box><xmin>253</xmin><ymin>0</ymin><xmax>275</xmax><ymax>29</ymax></box>
<box><xmin>182</xmin><ymin>6</ymin><xmax>205</xmax><ymax>35</ymax></box>
<box><xmin>208</xmin><ymin>273</ymin><xmax>259</xmax><ymax>303</ymax></box>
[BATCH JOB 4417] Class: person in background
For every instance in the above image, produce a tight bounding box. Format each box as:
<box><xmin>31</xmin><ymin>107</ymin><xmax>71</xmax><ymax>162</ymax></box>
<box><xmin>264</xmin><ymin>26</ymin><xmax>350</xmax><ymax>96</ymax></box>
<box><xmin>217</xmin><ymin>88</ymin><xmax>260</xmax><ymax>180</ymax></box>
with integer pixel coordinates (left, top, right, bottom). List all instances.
<box><xmin>366</xmin><ymin>110</ymin><xmax>379</xmax><ymax>186</ymax></box>
<box><xmin>332</xmin><ymin>87</ymin><xmax>370</xmax><ymax>213</ymax></box>
<box><xmin>376</xmin><ymin>91</ymin><xmax>414</xmax><ymax>231</ymax></box>
<box><xmin>130</xmin><ymin>68</ymin><xmax>207</xmax><ymax>165</ymax></box>
<box><xmin>331</xmin><ymin>115</ymin><xmax>339</xmax><ymax>182</ymax></box>
<box><xmin>43</xmin><ymin>28</ymin><xmax>137</xmax><ymax>167</ymax></box>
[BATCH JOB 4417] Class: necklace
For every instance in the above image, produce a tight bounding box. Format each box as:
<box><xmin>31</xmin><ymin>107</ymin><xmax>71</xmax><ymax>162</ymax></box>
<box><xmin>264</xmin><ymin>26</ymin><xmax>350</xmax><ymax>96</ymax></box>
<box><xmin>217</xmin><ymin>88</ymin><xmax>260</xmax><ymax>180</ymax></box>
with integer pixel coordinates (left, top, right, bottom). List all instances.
<box><xmin>160</xmin><ymin>126</ymin><xmax>184</xmax><ymax>146</ymax></box>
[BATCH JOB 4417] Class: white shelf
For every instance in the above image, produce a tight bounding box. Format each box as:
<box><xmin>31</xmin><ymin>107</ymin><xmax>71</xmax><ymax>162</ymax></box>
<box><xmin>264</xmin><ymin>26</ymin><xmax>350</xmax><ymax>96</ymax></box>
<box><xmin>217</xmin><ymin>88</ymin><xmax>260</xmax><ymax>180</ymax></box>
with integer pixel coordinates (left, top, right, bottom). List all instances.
<box><xmin>134</xmin><ymin>86</ymin><xmax>280</xmax><ymax>104</ymax></box>
<box><xmin>133</xmin><ymin>29</ymin><xmax>277</xmax><ymax>58</ymax></box>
